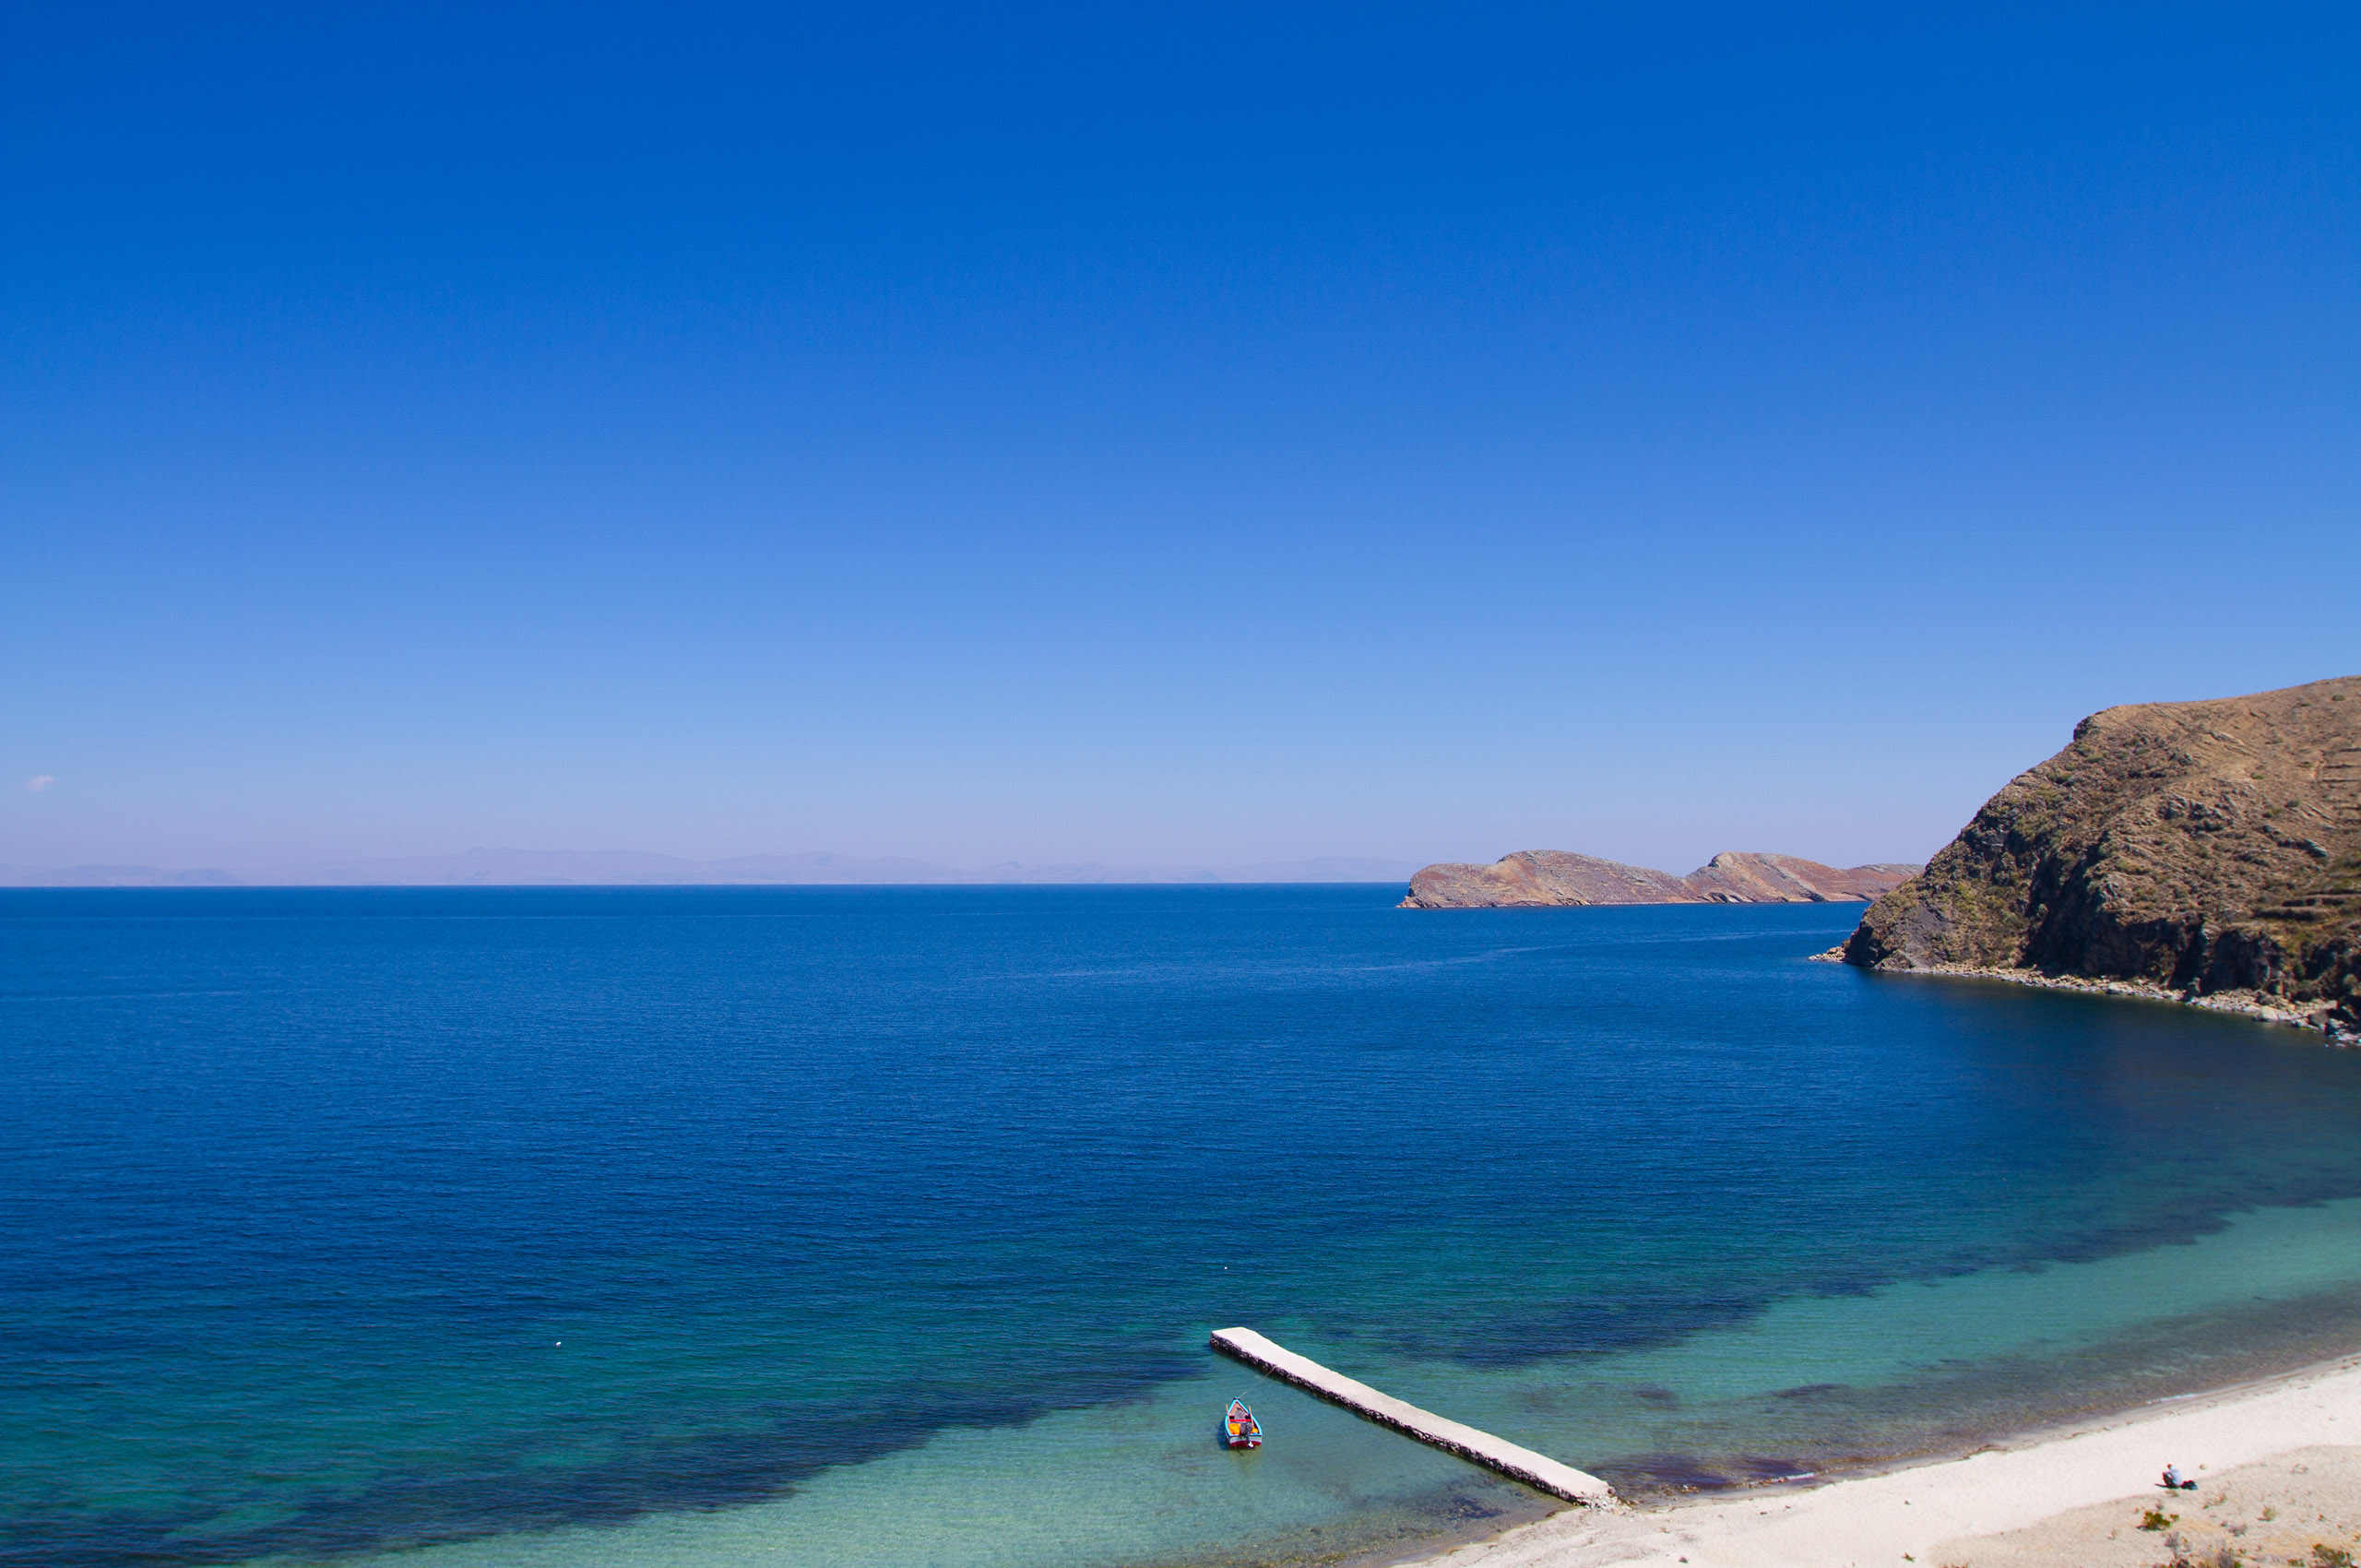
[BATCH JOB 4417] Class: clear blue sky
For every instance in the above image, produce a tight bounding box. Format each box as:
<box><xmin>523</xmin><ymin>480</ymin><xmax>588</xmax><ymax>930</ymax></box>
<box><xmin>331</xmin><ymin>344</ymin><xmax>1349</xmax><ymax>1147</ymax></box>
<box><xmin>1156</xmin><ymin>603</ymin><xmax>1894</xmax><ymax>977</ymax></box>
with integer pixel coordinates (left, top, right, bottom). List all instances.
<box><xmin>5</xmin><ymin>3</ymin><xmax>2356</xmax><ymax>874</ymax></box>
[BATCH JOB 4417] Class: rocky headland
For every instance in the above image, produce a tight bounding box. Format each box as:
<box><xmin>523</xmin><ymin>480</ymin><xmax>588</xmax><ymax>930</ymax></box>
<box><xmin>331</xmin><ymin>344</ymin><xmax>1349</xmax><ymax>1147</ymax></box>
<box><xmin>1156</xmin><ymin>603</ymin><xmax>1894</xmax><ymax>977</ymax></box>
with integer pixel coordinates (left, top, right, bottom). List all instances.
<box><xmin>1836</xmin><ymin>674</ymin><xmax>2361</xmax><ymax>1039</ymax></box>
<box><xmin>1399</xmin><ymin>849</ymin><xmax>1918</xmax><ymax>909</ymax></box>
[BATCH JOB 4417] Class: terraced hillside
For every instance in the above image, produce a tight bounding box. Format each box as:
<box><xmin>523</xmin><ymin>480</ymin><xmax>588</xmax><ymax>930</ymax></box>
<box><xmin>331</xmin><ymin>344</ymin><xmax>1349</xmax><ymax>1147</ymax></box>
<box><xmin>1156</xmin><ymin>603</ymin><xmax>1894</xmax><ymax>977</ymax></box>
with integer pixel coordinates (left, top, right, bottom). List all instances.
<box><xmin>1843</xmin><ymin>675</ymin><xmax>2361</xmax><ymax>1031</ymax></box>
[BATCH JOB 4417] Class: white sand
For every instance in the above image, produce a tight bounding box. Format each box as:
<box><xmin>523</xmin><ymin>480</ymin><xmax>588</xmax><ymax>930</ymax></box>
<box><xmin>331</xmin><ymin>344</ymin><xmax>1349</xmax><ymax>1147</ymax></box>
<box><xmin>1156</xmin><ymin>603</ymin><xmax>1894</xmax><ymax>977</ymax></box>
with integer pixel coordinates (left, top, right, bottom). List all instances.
<box><xmin>1411</xmin><ymin>1355</ymin><xmax>2361</xmax><ymax>1568</ymax></box>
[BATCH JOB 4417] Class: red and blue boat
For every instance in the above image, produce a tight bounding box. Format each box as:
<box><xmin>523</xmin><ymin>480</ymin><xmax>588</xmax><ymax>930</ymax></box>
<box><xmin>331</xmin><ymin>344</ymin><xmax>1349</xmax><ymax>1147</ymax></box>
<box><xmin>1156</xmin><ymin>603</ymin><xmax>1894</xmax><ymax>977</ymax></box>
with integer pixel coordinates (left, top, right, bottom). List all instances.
<box><xmin>1223</xmin><ymin>1398</ymin><xmax>1262</xmax><ymax>1449</ymax></box>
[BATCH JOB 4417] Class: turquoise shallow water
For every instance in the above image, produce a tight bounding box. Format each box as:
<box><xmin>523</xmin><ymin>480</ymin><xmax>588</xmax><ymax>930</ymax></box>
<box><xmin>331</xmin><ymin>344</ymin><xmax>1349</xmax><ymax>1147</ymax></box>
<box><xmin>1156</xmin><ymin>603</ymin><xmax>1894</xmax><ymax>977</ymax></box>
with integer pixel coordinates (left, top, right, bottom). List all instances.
<box><xmin>7</xmin><ymin>885</ymin><xmax>2361</xmax><ymax>1568</ymax></box>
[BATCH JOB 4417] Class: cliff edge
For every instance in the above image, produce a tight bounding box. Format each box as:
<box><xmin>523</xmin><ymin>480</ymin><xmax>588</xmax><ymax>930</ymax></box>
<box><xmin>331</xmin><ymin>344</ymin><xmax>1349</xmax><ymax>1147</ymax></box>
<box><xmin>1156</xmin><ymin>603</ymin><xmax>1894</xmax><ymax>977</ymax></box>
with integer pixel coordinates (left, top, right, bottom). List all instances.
<box><xmin>1841</xmin><ymin>675</ymin><xmax>2361</xmax><ymax>1034</ymax></box>
<box><xmin>1401</xmin><ymin>849</ymin><xmax>1916</xmax><ymax>909</ymax></box>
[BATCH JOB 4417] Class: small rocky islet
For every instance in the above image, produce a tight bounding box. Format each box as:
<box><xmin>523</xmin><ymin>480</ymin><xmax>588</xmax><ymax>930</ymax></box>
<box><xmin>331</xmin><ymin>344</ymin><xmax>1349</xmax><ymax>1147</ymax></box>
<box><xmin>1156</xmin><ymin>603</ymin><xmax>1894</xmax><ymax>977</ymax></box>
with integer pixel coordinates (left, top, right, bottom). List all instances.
<box><xmin>1397</xmin><ymin>849</ymin><xmax>1918</xmax><ymax>908</ymax></box>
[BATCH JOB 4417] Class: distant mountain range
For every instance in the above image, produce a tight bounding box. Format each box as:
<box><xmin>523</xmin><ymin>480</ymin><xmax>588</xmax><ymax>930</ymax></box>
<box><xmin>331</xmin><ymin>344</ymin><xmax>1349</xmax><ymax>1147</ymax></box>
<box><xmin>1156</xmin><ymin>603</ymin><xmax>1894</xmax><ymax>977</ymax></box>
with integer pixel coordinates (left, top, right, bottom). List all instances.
<box><xmin>0</xmin><ymin>849</ymin><xmax>1423</xmax><ymax>888</ymax></box>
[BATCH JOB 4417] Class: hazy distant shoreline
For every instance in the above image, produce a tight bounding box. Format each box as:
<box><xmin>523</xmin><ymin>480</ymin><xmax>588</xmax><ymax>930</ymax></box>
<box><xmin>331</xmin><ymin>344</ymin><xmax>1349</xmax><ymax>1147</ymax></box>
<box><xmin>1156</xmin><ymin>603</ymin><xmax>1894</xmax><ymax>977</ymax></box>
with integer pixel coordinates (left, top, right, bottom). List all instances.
<box><xmin>0</xmin><ymin>849</ymin><xmax>1423</xmax><ymax>889</ymax></box>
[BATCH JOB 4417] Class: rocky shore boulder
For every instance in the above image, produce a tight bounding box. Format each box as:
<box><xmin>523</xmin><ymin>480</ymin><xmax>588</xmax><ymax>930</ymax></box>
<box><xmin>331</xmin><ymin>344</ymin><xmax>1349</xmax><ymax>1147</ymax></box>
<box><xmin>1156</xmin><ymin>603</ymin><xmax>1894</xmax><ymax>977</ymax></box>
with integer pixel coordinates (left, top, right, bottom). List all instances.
<box><xmin>1400</xmin><ymin>849</ymin><xmax>1916</xmax><ymax>909</ymax></box>
<box><xmin>1842</xmin><ymin>675</ymin><xmax>2361</xmax><ymax>1029</ymax></box>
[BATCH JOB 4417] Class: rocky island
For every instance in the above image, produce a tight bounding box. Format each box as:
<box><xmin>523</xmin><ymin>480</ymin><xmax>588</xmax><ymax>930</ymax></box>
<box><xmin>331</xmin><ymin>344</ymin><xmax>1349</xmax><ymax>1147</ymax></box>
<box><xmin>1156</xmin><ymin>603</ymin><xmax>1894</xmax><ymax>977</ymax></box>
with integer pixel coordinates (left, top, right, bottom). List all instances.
<box><xmin>1399</xmin><ymin>849</ymin><xmax>1918</xmax><ymax>909</ymax></box>
<box><xmin>1838</xmin><ymin>674</ymin><xmax>2360</xmax><ymax>1038</ymax></box>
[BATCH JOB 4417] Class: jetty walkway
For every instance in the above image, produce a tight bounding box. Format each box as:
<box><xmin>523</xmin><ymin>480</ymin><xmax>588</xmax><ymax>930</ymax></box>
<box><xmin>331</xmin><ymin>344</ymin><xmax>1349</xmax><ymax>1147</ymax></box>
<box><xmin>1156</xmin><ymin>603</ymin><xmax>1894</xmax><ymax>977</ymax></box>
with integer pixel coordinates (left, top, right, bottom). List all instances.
<box><xmin>1210</xmin><ymin>1326</ymin><xmax>1616</xmax><ymax>1506</ymax></box>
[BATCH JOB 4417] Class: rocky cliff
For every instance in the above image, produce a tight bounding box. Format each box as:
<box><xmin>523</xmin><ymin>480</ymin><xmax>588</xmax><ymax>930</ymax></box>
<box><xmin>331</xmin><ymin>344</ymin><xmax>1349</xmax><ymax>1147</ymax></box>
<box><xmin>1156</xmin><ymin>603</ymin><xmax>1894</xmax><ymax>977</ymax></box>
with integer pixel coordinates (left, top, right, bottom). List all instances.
<box><xmin>1399</xmin><ymin>849</ymin><xmax>1917</xmax><ymax>909</ymax></box>
<box><xmin>1841</xmin><ymin>675</ymin><xmax>2361</xmax><ymax>1033</ymax></box>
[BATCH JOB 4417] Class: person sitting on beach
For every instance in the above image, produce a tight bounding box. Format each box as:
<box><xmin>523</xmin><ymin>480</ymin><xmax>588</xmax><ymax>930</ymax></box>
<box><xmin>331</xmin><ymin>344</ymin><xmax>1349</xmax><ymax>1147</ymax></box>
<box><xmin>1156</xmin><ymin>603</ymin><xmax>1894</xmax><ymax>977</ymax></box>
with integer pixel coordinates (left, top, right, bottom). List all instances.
<box><xmin>2162</xmin><ymin>1464</ymin><xmax>2184</xmax><ymax>1490</ymax></box>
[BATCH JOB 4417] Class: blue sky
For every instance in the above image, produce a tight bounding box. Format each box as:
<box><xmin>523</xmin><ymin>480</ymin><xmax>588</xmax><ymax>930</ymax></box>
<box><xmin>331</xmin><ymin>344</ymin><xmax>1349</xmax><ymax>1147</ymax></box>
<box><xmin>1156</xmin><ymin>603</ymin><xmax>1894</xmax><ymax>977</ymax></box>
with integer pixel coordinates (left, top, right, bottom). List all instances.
<box><xmin>5</xmin><ymin>3</ymin><xmax>2356</xmax><ymax>874</ymax></box>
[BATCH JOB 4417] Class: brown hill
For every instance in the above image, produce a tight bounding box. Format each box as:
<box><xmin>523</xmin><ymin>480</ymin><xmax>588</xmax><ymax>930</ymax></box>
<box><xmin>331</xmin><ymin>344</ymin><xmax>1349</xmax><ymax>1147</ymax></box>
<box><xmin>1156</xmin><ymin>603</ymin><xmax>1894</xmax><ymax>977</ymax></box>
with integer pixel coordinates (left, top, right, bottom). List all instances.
<box><xmin>1689</xmin><ymin>851</ymin><xmax>1923</xmax><ymax>904</ymax></box>
<box><xmin>1399</xmin><ymin>849</ymin><xmax>1917</xmax><ymax>909</ymax></box>
<box><xmin>1841</xmin><ymin>675</ymin><xmax>2361</xmax><ymax>1034</ymax></box>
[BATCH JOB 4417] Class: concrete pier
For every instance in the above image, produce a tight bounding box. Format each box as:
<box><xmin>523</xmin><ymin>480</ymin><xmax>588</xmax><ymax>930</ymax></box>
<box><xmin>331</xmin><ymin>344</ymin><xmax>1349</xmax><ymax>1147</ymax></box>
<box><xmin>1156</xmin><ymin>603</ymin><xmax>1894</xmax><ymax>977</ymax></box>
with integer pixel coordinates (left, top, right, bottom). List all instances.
<box><xmin>1210</xmin><ymin>1326</ymin><xmax>1616</xmax><ymax>1506</ymax></box>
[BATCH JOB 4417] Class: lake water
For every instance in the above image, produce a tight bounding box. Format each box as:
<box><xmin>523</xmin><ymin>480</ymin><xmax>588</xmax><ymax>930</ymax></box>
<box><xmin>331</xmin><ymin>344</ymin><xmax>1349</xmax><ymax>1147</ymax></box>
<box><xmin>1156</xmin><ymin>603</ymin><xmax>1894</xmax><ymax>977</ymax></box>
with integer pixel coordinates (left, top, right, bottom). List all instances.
<box><xmin>8</xmin><ymin>885</ymin><xmax>2361</xmax><ymax>1568</ymax></box>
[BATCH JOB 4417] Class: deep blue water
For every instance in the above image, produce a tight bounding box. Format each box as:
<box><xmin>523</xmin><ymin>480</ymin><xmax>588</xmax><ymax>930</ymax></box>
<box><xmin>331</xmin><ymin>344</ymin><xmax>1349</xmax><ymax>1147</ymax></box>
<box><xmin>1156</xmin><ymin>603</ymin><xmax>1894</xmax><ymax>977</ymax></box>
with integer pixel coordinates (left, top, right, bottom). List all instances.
<box><xmin>8</xmin><ymin>886</ymin><xmax>2361</xmax><ymax>1568</ymax></box>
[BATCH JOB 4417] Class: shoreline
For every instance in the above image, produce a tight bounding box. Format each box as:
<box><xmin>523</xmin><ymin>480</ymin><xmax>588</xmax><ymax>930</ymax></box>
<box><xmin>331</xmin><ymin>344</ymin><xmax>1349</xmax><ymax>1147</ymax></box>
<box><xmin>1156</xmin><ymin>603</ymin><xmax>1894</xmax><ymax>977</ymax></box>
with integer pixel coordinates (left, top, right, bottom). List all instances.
<box><xmin>1394</xmin><ymin>1349</ymin><xmax>2361</xmax><ymax>1568</ymax></box>
<box><xmin>1809</xmin><ymin>947</ymin><xmax>2357</xmax><ymax>1042</ymax></box>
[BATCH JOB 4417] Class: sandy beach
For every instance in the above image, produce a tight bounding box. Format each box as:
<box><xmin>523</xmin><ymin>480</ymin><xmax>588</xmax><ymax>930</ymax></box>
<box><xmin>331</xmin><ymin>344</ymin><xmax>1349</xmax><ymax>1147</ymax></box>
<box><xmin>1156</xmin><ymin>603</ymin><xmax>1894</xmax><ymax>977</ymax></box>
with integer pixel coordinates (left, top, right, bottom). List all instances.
<box><xmin>1409</xmin><ymin>1355</ymin><xmax>2361</xmax><ymax>1568</ymax></box>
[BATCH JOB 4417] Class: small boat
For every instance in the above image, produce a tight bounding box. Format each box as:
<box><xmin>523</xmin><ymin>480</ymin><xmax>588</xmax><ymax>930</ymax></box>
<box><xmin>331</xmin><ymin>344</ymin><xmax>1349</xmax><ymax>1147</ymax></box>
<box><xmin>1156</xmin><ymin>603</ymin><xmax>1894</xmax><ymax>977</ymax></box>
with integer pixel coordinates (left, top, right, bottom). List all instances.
<box><xmin>1224</xmin><ymin>1397</ymin><xmax>1262</xmax><ymax>1449</ymax></box>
